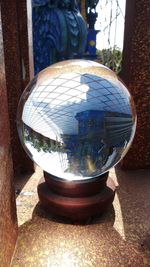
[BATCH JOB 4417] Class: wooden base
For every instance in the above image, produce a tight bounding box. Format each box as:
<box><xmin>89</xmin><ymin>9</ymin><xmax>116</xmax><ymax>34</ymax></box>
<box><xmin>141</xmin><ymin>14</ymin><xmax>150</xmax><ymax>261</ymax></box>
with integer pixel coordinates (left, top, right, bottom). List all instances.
<box><xmin>37</xmin><ymin>173</ymin><xmax>116</xmax><ymax>221</ymax></box>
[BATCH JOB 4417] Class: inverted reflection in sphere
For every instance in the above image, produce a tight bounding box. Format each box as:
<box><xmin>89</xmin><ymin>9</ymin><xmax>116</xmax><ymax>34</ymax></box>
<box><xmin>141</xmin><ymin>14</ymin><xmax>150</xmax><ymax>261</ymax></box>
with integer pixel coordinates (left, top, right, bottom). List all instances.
<box><xmin>17</xmin><ymin>60</ymin><xmax>136</xmax><ymax>180</ymax></box>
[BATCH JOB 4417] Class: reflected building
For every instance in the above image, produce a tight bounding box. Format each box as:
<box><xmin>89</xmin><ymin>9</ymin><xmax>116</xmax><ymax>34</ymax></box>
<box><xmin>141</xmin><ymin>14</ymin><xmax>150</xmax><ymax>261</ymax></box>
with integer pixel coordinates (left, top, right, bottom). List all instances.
<box><xmin>22</xmin><ymin>105</ymin><xmax>133</xmax><ymax>177</ymax></box>
<box><xmin>22</xmin><ymin>107</ymin><xmax>133</xmax><ymax>177</ymax></box>
<box><xmin>60</xmin><ymin>109</ymin><xmax>132</xmax><ymax>176</ymax></box>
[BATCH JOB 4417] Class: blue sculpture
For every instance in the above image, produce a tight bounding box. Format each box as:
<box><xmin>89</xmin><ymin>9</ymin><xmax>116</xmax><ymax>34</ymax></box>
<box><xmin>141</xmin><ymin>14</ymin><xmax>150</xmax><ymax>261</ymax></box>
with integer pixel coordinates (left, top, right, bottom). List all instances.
<box><xmin>86</xmin><ymin>0</ymin><xmax>100</xmax><ymax>59</ymax></box>
<box><xmin>32</xmin><ymin>0</ymin><xmax>87</xmax><ymax>74</ymax></box>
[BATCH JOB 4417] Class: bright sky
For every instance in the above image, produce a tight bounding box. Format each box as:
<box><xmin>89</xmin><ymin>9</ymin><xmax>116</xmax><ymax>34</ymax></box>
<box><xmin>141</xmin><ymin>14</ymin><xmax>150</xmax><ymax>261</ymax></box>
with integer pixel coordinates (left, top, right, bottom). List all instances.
<box><xmin>95</xmin><ymin>0</ymin><xmax>126</xmax><ymax>50</ymax></box>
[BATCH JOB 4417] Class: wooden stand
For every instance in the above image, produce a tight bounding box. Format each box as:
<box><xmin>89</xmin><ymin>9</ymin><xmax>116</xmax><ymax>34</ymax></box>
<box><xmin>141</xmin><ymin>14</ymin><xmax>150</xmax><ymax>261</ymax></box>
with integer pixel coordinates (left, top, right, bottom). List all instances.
<box><xmin>37</xmin><ymin>172</ymin><xmax>116</xmax><ymax>221</ymax></box>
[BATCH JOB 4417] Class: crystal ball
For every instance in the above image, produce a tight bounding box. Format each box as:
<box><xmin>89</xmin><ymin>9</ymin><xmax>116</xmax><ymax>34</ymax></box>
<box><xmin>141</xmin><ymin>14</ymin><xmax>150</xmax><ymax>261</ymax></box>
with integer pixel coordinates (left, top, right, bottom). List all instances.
<box><xmin>17</xmin><ymin>60</ymin><xmax>136</xmax><ymax>180</ymax></box>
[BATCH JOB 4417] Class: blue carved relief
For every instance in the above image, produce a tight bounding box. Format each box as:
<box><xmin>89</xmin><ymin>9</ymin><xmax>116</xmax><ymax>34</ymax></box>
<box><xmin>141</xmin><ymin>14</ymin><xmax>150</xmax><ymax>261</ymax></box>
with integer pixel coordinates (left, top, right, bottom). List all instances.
<box><xmin>32</xmin><ymin>0</ymin><xmax>87</xmax><ymax>74</ymax></box>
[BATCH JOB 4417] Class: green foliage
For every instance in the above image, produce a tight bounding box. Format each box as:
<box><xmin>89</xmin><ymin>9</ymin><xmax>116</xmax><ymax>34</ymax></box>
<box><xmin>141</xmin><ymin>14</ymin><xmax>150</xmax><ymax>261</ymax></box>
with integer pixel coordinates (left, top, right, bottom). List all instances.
<box><xmin>96</xmin><ymin>46</ymin><xmax>122</xmax><ymax>74</ymax></box>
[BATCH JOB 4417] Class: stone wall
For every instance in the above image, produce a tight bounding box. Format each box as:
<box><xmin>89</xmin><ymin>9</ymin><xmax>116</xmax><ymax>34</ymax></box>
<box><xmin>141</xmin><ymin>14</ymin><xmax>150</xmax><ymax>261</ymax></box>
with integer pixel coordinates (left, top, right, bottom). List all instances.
<box><xmin>0</xmin><ymin>12</ymin><xmax>18</xmax><ymax>267</ymax></box>
<box><xmin>1</xmin><ymin>0</ymin><xmax>34</xmax><ymax>175</ymax></box>
<box><xmin>121</xmin><ymin>0</ymin><xmax>150</xmax><ymax>169</ymax></box>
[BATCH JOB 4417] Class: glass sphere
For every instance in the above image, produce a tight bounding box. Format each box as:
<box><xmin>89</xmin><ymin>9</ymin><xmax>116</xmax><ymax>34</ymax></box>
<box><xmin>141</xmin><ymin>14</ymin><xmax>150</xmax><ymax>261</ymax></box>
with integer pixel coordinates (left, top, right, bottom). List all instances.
<box><xmin>17</xmin><ymin>60</ymin><xmax>136</xmax><ymax>181</ymax></box>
